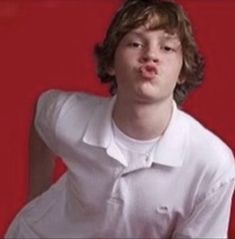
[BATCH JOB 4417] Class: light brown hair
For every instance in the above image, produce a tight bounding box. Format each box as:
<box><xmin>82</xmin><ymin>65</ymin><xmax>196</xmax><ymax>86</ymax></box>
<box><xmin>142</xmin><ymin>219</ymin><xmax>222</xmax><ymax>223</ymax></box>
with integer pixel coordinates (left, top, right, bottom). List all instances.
<box><xmin>94</xmin><ymin>0</ymin><xmax>205</xmax><ymax>105</ymax></box>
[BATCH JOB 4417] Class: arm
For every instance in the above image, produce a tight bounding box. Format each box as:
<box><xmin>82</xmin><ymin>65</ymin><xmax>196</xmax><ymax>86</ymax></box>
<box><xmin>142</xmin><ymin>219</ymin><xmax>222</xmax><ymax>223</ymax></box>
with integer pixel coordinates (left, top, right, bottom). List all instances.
<box><xmin>27</xmin><ymin>90</ymin><xmax>70</xmax><ymax>201</ymax></box>
<box><xmin>27</xmin><ymin>118</ymin><xmax>57</xmax><ymax>201</ymax></box>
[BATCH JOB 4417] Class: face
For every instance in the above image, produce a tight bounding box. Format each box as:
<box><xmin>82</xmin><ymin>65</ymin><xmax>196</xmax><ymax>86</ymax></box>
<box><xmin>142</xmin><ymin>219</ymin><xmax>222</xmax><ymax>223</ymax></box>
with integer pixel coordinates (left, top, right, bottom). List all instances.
<box><xmin>110</xmin><ymin>25</ymin><xmax>183</xmax><ymax>104</ymax></box>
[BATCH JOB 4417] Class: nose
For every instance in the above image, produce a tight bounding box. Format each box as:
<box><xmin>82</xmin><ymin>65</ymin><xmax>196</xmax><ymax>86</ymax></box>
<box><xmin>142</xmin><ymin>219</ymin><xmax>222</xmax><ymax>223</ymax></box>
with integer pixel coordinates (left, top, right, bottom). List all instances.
<box><xmin>140</xmin><ymin>45</ymin><xmax>159</xmax><ymax>63</ymax></box>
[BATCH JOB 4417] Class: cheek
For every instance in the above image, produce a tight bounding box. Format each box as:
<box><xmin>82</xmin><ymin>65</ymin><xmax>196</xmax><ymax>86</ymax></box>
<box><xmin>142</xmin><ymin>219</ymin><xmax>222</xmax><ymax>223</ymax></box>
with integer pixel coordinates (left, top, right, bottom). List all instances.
<box><xmin>177</xmin><ymin>54</ymin><xmax>183</xmax><ymax>71</ymax></box>
<box><xmin>114</xmin><ymin>53</ymin><xmax>134</xmax><ymax>77</ymax></box>
<box><xmin>176</xmin><ymin>61</ymin><xmax>183</xmax><ymax>76</ymax></box>
<box><xmin>113</xmin><ymin>51</ymin><xmax>126</xmax><ymax>74</ymax></box>
<box><xmin>168</xmin><ymin>56</ymin><xmax>183</xmax><ymax>76</ymax></box>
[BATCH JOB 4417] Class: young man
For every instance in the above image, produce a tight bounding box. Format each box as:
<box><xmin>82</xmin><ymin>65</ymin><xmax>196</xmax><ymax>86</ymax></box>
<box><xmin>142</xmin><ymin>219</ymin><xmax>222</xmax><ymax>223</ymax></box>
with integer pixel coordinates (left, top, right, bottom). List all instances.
<box><xmin>5</xmin><ymin>0</ymin><xmax>235</xmax><ymax>238</ymax></box>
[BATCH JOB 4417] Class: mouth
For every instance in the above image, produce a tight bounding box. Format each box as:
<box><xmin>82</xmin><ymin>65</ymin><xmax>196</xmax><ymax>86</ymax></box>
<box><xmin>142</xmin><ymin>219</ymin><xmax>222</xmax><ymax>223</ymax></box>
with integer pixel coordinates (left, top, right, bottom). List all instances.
<box><xmin>138</xmin><ymin>64</ymin><xmax>158</xmax><ymax>80</ymax></box>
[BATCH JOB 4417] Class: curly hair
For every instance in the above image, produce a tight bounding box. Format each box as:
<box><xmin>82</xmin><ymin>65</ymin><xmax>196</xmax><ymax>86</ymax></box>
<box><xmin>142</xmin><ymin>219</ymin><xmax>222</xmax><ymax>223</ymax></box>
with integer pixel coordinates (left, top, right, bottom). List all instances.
<box><xmin>94</xmin><ymin>0</ymin><xmax>205</xmax><ymax>105</ymax></box>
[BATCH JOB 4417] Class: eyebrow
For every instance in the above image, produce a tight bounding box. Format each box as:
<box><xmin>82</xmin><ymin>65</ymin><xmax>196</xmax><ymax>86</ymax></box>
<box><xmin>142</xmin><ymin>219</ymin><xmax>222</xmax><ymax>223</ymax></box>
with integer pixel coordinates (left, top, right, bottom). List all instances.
<box><xmin>126</xmin><ymin>31</ymin><xmax>145</xmax><ymax>38</ymax></box>
<box><xmin>162</xmin><ymin>34</ymin><xmax>180</xmax><ymax>41</ymax></box>
<box><xmin>127</xmin><ymin>30</ymin><xmax>180</xmax><ymax>42</ymax></box>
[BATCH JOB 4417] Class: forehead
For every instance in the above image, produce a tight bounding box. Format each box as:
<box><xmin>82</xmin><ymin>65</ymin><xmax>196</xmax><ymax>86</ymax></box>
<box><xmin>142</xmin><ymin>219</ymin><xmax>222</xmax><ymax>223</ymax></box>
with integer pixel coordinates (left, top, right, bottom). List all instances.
<box><xmin>125</xmin><ymin>26</ymin><xmax>181</xmax><ymax>42</ymax></box>
<box><xmin>118</xmin><ymin>10</ymin><xmax>182</xmax><ymax>41</ymax></box>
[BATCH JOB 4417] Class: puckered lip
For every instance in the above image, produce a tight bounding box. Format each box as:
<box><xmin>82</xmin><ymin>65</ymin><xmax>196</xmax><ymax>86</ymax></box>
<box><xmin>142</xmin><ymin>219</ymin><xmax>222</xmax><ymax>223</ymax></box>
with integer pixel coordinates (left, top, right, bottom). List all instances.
<box><xmin>138</xmin><ymin>63</ymin><xmax>158</xmax><ymax>79</ymax></box>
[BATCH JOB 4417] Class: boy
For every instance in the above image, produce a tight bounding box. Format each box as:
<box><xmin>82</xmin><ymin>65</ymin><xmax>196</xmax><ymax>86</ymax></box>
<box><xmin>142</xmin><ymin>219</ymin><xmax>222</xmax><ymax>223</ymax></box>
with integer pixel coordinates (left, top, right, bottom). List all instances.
<box><xmin>5</xmin><ymin>0</ymin><xmax>235</xmax><ymax>238</ymax></box>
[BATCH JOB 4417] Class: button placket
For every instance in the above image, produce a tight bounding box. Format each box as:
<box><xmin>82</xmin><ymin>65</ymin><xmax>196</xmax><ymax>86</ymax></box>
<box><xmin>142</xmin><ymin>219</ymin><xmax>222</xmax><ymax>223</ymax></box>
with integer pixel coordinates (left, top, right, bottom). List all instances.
<box><xmin>114</xmin><ymin>167</ymin><xmax>124</xmax><ymax>178</ymax></box>
<box><xmin>109</xmin><ymin>172</ymin><xmax>125</xmax><ymax>205</ymax></box>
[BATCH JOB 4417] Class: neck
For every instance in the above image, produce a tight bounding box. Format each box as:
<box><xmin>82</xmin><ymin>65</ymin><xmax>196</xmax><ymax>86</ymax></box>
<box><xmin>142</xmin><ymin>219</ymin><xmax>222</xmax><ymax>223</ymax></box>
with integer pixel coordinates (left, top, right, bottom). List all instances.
<box><xmin>112</xmin><ymin>95</ymin><xmax>173</xmax><ymax>140</ymax></box>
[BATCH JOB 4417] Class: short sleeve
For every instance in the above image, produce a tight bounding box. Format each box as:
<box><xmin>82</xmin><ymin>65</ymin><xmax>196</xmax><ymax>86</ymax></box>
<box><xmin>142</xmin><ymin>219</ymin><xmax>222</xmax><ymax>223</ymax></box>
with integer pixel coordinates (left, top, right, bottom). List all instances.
<box><xmin>34</xmin><ymin>89</ymin><xmax>70</xmax><ymax>154</ymax></box>
<box><xmin>172</xmin><ymin>148</ymin><xmax>235</xmax><ymax>238</ymax></box>
<box><xmin>173</xmin><ymin>179</ymin><xmax>235</xmax><ymax>238</ymax></box>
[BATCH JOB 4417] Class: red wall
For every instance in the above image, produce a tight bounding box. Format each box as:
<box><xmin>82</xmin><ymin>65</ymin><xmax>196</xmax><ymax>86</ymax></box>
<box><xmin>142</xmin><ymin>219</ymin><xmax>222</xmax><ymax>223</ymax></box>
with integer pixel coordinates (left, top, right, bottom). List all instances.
<box><xmin>0</xmin><ymin>0</ymin><xmax>234</xmax><ymax>237</ymax></box>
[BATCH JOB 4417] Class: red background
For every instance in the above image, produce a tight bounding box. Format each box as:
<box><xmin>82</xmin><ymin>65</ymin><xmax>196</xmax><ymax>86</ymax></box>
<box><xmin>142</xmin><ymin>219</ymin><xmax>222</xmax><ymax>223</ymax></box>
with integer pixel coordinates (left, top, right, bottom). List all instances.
<box><xmin>0</xmin><ymin>0</ymin><xmax>234</xmax><ymax>237</ymax></box>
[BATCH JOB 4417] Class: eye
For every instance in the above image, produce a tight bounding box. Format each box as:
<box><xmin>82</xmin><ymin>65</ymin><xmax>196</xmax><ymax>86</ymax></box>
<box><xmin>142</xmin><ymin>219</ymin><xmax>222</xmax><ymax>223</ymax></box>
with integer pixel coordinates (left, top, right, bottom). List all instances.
<box><xmin>128</xmin><ymin>42</ymin><xmax>143</xmax><ymax>48</ymax></box>
<box><xmin>162</xmin><ymin>46</ymin><xmax>175</xmax><ymax>52</ymax></box>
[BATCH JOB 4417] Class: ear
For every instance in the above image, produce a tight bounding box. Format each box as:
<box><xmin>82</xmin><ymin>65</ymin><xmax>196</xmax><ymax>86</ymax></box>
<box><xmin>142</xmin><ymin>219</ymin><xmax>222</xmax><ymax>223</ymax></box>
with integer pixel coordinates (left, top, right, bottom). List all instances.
<box><xmin>107</xmin><ymin>66</ymin><xmax>115</xmax><ymax>76</ymax></box>
<box><xmin>177</xmin><ymin>76</ymin><xmax>185</xmax><ymax>85</ymax></box>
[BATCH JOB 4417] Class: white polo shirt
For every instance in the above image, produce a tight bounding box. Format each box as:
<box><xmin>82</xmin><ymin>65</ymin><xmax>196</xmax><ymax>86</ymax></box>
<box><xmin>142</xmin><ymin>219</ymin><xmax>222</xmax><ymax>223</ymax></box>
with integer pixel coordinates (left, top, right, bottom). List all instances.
<box><xmin>5</xmin><ymin>90</ymin><xmax>235</xmax><ymax>238</ymax></box>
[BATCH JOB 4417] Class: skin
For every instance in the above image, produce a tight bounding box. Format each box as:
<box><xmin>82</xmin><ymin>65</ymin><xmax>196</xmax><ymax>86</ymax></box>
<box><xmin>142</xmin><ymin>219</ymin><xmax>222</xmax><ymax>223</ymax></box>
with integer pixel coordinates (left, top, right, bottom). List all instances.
<box><xmin>111</xmin><ymin>25</ymin><xmax>183</xmax><ymax>140</ymax></box>
<box><xmin>28</xmin><ymin>123</ymin><xmax>55</xmax><ymax>201</ymax></box>
<box><xmin>28</xmin><ymin>25</ymin><xmax>183</xmax><ymax>200</ymax></box>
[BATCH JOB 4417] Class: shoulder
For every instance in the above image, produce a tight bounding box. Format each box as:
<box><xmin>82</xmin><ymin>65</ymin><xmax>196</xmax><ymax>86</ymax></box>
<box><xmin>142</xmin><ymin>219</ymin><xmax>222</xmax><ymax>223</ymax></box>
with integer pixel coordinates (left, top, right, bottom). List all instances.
<box><xmin>179</xmin><ymin>110</ymin><xmax>235</xmax><ymax>186</ymax></box>
<box><xmin>36</xmin><ymin>89</ymin><xmax>108</xmax><ymax>121</ymax></box>
<box><xmin>37</xmin><ymin>89</ymin><xmax>105</xmax><ymax>111</ymax></box>
<box><xmin>34</xmin><ymin>89</ymin><xmax>110</xmax><ymax>153</ymax></box>
<box><xmin>180</xmin><ymin>110</ymin><xmax>233</xmax><ymax>158</ymax></box>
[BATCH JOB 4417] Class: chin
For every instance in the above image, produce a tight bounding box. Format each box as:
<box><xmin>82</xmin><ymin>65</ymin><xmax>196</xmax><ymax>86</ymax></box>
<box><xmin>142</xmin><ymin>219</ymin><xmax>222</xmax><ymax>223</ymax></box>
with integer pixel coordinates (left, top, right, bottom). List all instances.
<box><xmin>135</xmin><ymin>85</ymin><xmax>160</xmax><ymax>100</ymax></box>
<box><xmin>134</xmin><ymin>92</ymin><xmax>160</xmax><ymax>104</ymax></box>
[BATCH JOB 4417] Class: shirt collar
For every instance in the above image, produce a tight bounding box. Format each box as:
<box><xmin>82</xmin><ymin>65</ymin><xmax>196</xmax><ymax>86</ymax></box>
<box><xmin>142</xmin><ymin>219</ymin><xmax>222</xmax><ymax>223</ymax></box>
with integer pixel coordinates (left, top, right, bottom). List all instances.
<box><xmin>82</xmin><ymin>96</ymin><xmax>189</xmax><ymax>168</ymax></box>
<box><xmin>82</xmin><ymin>95</ymin><xmax>127</xmax><ymax>166</ymax></box>
<box><xmin>149</xmin><ymin>101</ymin><xmax>189</xmax><ymax>167</ymax></box>
<box><xmin>82</xmin><ymin>95</ymin><xmax>116</xmax><ymax>148</ymax></box>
